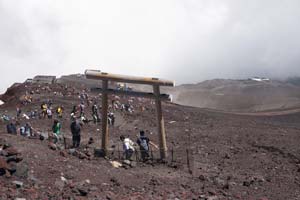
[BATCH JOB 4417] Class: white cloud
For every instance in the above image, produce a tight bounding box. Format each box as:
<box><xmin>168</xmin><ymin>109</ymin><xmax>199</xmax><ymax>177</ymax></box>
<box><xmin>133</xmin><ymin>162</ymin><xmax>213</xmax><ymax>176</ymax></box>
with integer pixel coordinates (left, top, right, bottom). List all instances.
<box><xmin>0</xmin><ymin>0</ymin><xmax>300</xmax><ymax>93</ymax></box>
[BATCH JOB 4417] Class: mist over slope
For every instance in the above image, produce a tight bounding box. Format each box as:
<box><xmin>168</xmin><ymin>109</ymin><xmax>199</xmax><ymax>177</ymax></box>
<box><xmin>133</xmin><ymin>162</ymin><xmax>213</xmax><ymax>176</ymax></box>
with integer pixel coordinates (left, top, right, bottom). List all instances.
<box><xmin>127</xmin><ymin>77</ymin><xmax>300</xmax><ymax>112</ymax></box>
<box><xmin>168</xmin><ymin>78</ymin><xmax>300</xmax><ymax>112</ymax></box>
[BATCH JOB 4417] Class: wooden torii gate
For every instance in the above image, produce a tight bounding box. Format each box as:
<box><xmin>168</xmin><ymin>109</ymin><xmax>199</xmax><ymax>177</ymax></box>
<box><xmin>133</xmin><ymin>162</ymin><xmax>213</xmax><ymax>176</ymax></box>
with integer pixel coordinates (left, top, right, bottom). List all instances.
<box><xmin>85</xmin><ymin>69</ymin><xmax>175</xmax><ymax>159</ymax></box>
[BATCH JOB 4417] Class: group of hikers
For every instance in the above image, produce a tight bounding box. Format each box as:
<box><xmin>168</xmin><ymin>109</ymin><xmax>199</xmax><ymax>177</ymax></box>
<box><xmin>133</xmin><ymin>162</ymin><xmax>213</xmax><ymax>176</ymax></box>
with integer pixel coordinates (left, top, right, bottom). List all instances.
<box><xmin>40</xmin><ymin>102</ymin><xmax>64</xmax><ymax>119</ymax></box>
<box><xmin>6</xmin><ymin>113</ymin><xmax>82</xmax><ymax>149</ymax></box>
<box><xmin>120</xmin><ymin>130</ymin><xmax>157</xmax><ymax>161</ymax></box>
<box><xmin>4</xmin><ymin>86</ymin><xmax>158</xmax><ymax>162</ymax></box>
<box><xmin>7</xmin><ymin>118</ymin><xmax>154</xmax><ymax>161</ymax></box>
<box><xmin>7</xmin><ymin>121</ymin><xmax>34</xmax><ymax>137</ymax></box>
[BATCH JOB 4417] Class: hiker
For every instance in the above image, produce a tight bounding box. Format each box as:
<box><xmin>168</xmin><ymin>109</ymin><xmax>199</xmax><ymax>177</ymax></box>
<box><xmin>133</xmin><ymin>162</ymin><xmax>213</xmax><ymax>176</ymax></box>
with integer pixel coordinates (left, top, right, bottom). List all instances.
<box><xmin>92</xmin><ymin>103</ymin><xmax>98</xmax><ymax>114</ymax></box>
<box><xmin>7</xmin><ymin>122</ymin><xmax>17</xmax><ymax>134</ymax></box>
<box><xmin>108</xmin><ymin>112</ymin><xmax>115</xmax><ymax>126</ymax></box>
<box><xmin>47</xmin><ymin>99</ymin><xmax>53</xmax><ymax>107</ymax></box>
<box><xmin>121</xmin><ymin>104</ymin><xmax>125</xmax><ymax>112</ymax></box>
<box><xmin>56</xmin><ymin>106</ymin><xmax>63</xmax><ymax>118</ymax></box>
<box><xmin>120</xmin><ymin>135</ymin><xmax>135</xmax><ymax>160</ymax></box>
<box><xmin>88</xmin><ymin>137</ymin><xmax>94</xmax><ymax>145</ymax></box>
<box><xmin>24</xmin><ymin>123</ymin><xmax>33</xmax><ymax>137</ymax></box>
<box><xmin>80</xmin><ymin>114</ymin><xmax>89</xmax><ymax>124</ymax></box>
<box><xmin>79</xmin><ymin>103</ymin><xmax>85</xmax><ymax>117</ymax></box>
<box><xmin>20</xmin><ymin>126</ymin><xmax>25</xmax><ymax>136</ymax></box>
<box><xmin>41</xmin><ymin>102</ymin><xmax>47</xmax><ymax>118</ymax></box>
<box><xmin>47</xmin><ymin>108</ymin><xmax>53</xmax><ymax>119</ymax></box>
<box><xmin>52</xmin><ymin>119</ymin><xmax>62</xmax><ymax>143</ymax></box>
<box><xmin>124</xmin><ymin>104</ymin><xmax>133</xmax><ymax>113</ymax></box>
<box><xmin>137</xmin><ymin>130</ymin><xmax>150</xmax><ymax>161</ymax></box>
<box><xmin>92</xmin><ymin>113</ymin><xmax>99</xmax><ymax>124</ymax></box>
<box><xmin>22</xmin><ymin>113</ymin><xmax>30</xmax><ymax>120</ymax></box>
<box><xmin>92</xmin><ymin>103</ymin><xmax>100</xmax><ymax>123</ymax></box>
<box><xmin>29</xmin><ymin>110</ymin><xmax>37</xmax><ymax>119</ymax></box>
<box><xmin>71</xmin><ymin>105</ymin><xmax>78</xmax><ymax>118</ymax></box>
<box><xmin>84</xmin><ymin>93</ymin><xmax>90</xmax><ymax>107</ymax></box>
<box><xmin>71</xmin><ymin>105</ymin><xmax>77</xmax><ymax>114</ymax></box>
<box><xmin>114</xmin><ymin>101</ymin><xmax>119</xmax><ymax>110</ymax></box>
<box><xmin>71</xmin><ymin>118</ymin><xmax>81</xmax><ymax>148</ymax></box>
<box><xmin>16</xmin><ymin>107</ymin><xmax>22</xmax><ymax>118</ymax></box>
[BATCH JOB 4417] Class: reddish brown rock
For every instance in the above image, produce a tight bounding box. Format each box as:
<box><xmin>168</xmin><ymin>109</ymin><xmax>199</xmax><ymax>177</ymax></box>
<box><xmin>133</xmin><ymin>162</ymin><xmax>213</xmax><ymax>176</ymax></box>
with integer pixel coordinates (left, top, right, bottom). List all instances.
<box><xmin>0</xmin><ymin>157</ymin><xmax>10</xmax><ymax>175</ymax></box>
<box><xmin>48</xmin><ymin>143</ymin><xmax>57</xmax><ymax>151</ymax></box>
<box><xmin>5</xmin><ymin>147</ymin><xmax>19</xmax><ymax>157</ymax></box>
<box><xmin>59</xmin><ymin>151</ymin><xmax>68</xmax><ymax>157</ymax></box>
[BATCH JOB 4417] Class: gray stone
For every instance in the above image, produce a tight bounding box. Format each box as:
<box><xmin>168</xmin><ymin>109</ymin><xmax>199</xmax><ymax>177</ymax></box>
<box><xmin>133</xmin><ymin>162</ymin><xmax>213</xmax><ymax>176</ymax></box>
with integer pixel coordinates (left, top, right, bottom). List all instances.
<box><xmin>12</xmin><ymin>180</ymin><xmax>23</xmax><ymax>188</ymax></box>
<box><xmin>40</xmin><ymin>132</ymin><xmax>49</xmax><ymax>140</ymax></box>
<box><xmin>130</xmin><ymin>161</ymin><xmax>137</xmax><ymax>168</ymax></box>
<box><xmin>90</xmin><ymin>186</ymin><xmax>98</xmax><ymax>191</ymax></box>
<box><xmin>94</xmin><ymin>148</ymin><xmax>105</xmax><ymax>157</ymax></box>
<box><xmin>207</xmin><ymin>196</ymin><xmax>219</xmax><ymax>200</ymax></box>
<box><xmin>77</xmin><ymin>187</ymin><xmax>88</xmax><ymax>196</ymax></box>
<box><xmin>15</xmin><ymin>163</ymin><xmax>29</xmax><ymax>178</ymax></box>
<box><xmin>122</xmin><ymin>160</ymin><xmax>131</xmax><ymax>166</ymax></box>
<box><xmin>68</xmin><ymin>149</ymin><xmax>76</xmax><ymax>155</ymax></box>
<box><xmin>54</xmin><ymin>180</ymin><xmax>65</xmax><ymax>191</ymax></box>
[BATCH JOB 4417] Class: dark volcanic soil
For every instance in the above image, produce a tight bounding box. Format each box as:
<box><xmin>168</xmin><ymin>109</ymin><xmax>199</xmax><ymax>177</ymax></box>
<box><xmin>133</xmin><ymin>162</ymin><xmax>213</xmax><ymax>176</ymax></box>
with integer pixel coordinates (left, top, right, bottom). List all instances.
<box><xmin>1</xmin><ymin>82</ymin><xmax>300</xmax><ymax>200</ymax></box>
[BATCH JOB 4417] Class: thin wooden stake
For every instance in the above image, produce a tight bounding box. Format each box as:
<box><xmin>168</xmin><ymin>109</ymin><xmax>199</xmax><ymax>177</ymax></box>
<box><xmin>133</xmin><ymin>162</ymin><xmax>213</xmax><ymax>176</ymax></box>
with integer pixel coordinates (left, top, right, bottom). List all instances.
<box><xmin>150</xmin><ymin>146</ymin><xmax>154</xmax><ymax>161</ymax></box>
<box><xmin>171</xmin><ymin>147</ymin><xmax>174</xmax><ymax>163</ymax></box>
<box><xmin>118</xmin><ymin>144</ymin><xmax>120</xmax><ymax>160</ymax></box>
<box><xmin>186</xmin><ymin>148</ymin><xmax>193</xmax><ymax>174</ymax></box>
<box><xmin>135</xmin><ymin>150</ymin><xmax>138</xmax><ymax>162</ymax></box>
<box><xmin>63</xmin><ymin>137</ymin><xmax>67</xmax><ymax>149</ymax></box>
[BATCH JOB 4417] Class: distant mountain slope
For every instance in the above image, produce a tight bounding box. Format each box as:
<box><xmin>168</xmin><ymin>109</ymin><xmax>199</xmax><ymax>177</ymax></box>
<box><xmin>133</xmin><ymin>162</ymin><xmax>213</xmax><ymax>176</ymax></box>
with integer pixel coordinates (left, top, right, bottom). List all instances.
<box><xmin>286</xmin><ymin>77</ymin><xmax>300</xmax><ymax>86</ymax></box>
<box><xmin>3</xmin><ymin>74</ymin><xmax>300</xmax><ymax>113</ymax></box>
<box><xmin>168</xmin><ymin>79</ymin><xmax>300</xmax><ymax>112</ymax></box>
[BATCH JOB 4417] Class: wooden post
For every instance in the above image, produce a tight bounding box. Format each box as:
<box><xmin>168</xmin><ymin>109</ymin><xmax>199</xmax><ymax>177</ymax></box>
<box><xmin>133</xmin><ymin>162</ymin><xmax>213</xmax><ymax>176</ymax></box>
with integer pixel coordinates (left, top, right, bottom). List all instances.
<box><xmin>63</xmin><ymin>137</ymin><xmax>67</xmax><ymax>149</ymax></box>
<box><xmin>153</xmin><ymin>84</ymin><xmax>168</xmax><ymax>159</ymax></box>
<box><xmin>118</xmin><ymin>144</ymin><xmax>120</xmax><ymax>160</ymax></box>
<box><xmin>101</xmin><ymin>80</ymin><xmax>109</xmax><ymax>155</ymax></box>
<box><xmin>150</xmin><ymin>145</ymin><xmax>154</xmax><ymax>160</ymax></box>
<box><xmin>171</xmin><ymin>147</ymin><xmax>174</xmax><ymax>163</ymax></box>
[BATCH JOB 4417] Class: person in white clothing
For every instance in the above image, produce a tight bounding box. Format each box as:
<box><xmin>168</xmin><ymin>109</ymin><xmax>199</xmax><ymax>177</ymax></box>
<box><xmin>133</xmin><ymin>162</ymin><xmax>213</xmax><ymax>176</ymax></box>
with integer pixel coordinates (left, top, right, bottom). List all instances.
<box><xmin>120</xmin><ymin>135</ymin><xmax>135</xmax><ymax>160</ymax></box>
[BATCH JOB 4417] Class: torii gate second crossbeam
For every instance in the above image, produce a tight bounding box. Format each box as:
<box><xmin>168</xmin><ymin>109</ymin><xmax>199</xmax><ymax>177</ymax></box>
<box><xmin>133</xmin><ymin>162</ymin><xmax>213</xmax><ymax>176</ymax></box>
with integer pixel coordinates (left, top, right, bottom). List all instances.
<box><xmin>85</xmin><ymin>69</ymin><xmax>175</xmax><ymax>159</ymax></box>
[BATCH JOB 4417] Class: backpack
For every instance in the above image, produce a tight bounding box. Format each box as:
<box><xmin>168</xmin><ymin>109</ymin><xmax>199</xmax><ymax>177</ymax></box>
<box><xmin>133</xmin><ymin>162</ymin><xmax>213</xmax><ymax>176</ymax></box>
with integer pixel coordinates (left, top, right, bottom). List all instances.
<box><xmin>139</xmin><ymin>137</ymin><xmax>149</xmax><ymax>151</ymax></box>
<box><xmin>20</xmin><ymin>127</ymin><xmax>25</xmax><ymax>135</ymax></box>
<box><xmin>52</xmin><ymin>123</ymin><xmax>61</xmax><ymax>134</ymax></box>
<box><xmin>7</xmin><ymin>124</ymin><xmax>12</xmax><ymax>133</ymax></box>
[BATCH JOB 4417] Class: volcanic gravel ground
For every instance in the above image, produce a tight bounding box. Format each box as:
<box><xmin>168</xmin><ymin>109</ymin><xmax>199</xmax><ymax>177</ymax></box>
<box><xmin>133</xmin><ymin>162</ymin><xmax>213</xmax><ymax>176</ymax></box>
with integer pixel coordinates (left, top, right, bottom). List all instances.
<box><xmin>0</xmin><ymin>82</ymin><xmax>300</xmax><ymax>199</ymax></box>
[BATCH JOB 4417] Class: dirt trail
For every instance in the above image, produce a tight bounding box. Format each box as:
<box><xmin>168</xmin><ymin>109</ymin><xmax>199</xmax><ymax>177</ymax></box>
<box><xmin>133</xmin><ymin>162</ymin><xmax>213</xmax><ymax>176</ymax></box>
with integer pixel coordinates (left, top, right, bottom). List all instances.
<box><xmin>202</xmin><ymin>107</ymin><xmax>300</xmax><ymax>116</ymax></box>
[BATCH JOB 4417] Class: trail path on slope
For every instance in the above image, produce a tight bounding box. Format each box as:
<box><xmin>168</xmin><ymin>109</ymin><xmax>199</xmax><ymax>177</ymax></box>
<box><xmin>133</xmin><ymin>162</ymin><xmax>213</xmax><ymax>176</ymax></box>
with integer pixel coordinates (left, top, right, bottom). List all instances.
<box><xmin>202</xmin><ymin>107</ymin><xmax>300</xmax><ymax>116</ymax></box>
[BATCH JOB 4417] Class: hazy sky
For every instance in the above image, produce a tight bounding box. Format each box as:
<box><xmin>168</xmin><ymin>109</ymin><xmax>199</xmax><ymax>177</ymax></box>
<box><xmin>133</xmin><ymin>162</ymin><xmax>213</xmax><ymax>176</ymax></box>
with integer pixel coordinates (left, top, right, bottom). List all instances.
<box><xmin>1</xmin><ymin>0</ymin><xmax>300</xmax><ymax>93</ymax></box>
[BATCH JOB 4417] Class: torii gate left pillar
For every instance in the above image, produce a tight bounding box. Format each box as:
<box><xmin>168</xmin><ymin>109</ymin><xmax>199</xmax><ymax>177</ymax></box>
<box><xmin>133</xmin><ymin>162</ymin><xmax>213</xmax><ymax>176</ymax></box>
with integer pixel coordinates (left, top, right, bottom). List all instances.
<box><xmin>101</xmin><ymin>80</ymin><xmax>109</xmax><ymax>153</ymax></box>
<box><xmin>153</xmin><ymin>84</ymin><xmax>168</xmax><ymax>159</ymax></box>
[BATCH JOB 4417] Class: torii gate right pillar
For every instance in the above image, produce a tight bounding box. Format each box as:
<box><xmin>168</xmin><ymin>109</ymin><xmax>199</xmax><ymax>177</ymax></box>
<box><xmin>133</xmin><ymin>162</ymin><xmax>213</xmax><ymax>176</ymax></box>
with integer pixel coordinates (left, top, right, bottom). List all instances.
<box><xmin>153</xmin><ymin>84</ymin><xmax>168</xmax><ymax>159</ymax></box>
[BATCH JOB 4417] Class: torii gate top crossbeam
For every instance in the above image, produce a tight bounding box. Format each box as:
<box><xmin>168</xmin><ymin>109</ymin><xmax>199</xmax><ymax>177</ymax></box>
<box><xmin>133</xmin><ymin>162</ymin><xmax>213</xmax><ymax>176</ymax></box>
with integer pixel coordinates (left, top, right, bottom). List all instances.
<box><xmin>85</xmin><ymin>69</ymin><xmax>175</xmax><ymax>87</ymax></box>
